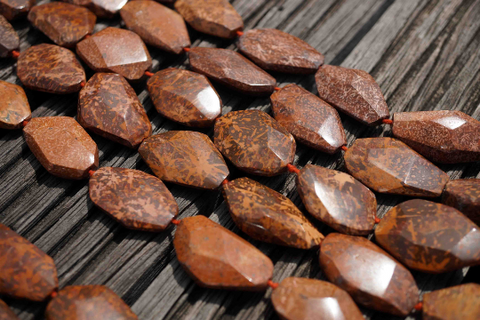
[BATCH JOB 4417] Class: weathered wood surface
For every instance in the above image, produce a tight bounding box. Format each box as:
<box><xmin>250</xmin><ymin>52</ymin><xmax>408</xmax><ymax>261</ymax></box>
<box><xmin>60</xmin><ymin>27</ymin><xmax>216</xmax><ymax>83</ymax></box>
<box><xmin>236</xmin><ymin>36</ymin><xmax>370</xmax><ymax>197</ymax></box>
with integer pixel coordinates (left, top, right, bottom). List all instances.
<box><xmin>1</xmin><ymin>0</ymin><xmax>480</xmax><ymax>319</ymax></box>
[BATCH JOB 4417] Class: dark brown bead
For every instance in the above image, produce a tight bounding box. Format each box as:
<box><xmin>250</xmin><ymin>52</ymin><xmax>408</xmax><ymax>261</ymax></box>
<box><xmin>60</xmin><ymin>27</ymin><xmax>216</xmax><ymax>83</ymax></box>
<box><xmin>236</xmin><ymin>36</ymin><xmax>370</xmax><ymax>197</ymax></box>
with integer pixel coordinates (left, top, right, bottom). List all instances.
<box><xmin>0</xmin><ymin>0</ymin><xmax>34</xmax><ymax>20</ymax></box>
<box><xmin>146</xmin><ymin>68</ymin><xmax>221</xmax><ymax>127</ymax></box>
<box><xmin>222</xmin><ymin>177</ymin><xmax>324</xmax><ymax>249</ymax></box>
<box><xmin>0</xmin><ymin>15</ymin><xmax>19</xmax><ymax>57</ymax></box>
<box><xmin>138</xmin><ymin>131</ymin><xmax>229</xmax><ymax>189</ymax></box>
<box><xmin>214</xmin><ymin>110</ymin><xmax>296</xmax><ymax>176</ymax></box>
<box><xmin>315</xmin><ymin>65</ymin><xmax>389</xmax><ymax>125</ymax></box>
<box><xmin>270</xmin><ymin>84</ymin><xmax>346</xmax><ymax>153</ymax></box>
<box><xmin>423</xmin><ymin>283</ymin><xmax>480</xmax><ymax>320</ymax></box>
<box><xmin>442</xmin><ymin>179</ymin><xmax>480</xmax><ymax>225</ymax></box>
<box><xmin>17</xmin><ymin>44</ymin><xmax>86</xmax><ymax>94</ymax></box>
<box><xmin>0</xmin><ymin>224</ymin><xmax>58</xmax><ymax>301</ymax></box>
<box><xmin>173</xmin><ymin>216</ymin><xmax>274</xmax><ymax>291</ymax></box>
<box><xmin>375</xmin><ymin>199</ymin><xmax>480</xmax><ymax>274</ymax></box>
<box><xmin>0</xmin><ymin>299</ymin><xmax>18</xmax><ymax>320</ymax></box>
<box><xmin>0</xmin><ymin>80</ymin><xmax>31</xmax><ymax>129</ymax></box>
<box><xmin>188</xmin><ymin>47</ymin><xmax>276</xmax><ymax>96</ymax></box>
<box><xmin>78</xmin><ymin>73</ymin><xmax>152</xmax><ymax>148</ymax></box>
<box><xmin>344</xmin><ymin>137</ymin><xmax>449</xmax><ymax>197</ymax></box>
<box><xmin>320</xmin><ymin>233</ymin><xmax>419</xmax><ymax>316</ymax></box>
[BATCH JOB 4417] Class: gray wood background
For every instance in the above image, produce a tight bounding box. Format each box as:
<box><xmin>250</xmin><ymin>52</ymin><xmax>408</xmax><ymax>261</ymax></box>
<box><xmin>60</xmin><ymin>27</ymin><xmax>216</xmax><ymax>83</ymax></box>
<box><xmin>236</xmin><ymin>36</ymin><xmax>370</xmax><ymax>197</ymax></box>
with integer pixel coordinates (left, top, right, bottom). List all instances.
<box><xmin>1</xmin><ymin>0</ymin><xmax>480</xmax><ymax>319</ymax></box>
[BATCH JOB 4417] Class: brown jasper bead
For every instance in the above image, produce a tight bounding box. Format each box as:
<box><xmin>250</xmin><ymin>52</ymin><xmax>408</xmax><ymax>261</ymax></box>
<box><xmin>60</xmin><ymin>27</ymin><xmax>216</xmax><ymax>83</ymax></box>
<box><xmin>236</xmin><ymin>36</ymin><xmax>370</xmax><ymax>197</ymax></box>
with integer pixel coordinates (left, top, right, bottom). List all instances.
<box><xmin>138</xmin><ymin>131</ymin><xmax>229</xmax><ymax>190</ymax></box>
<box><xmin>0</xmin><ymin>224</ymin><xmax>58</xmax><ymax>301</ymax></box>
<box><xmin>173</xmin><ymin>216</ymin><xmax>274</xmax><ymax>291</ymax></box>
<box><xmin>23</xmin><ymin>117</ymin><xmax>99</xmax><ymax>180</ymax></box>
<box><xmin>442</xmin><ymin>179</ymin><xmax>480</xmax><ymax>225</ymax></box>
<box><xmin>315</xmin><ymin>65</ymin><xmax>390</xmax><ymax>125</ymax></box>
<box><xmin>238</xmin><ymin>29</ymin><xmax>324</xmax><ymax>74</ymax></box>
<box><xmin>78</xmin><ymin>73</ymin><xmax>152</xmax><ymax>148</ymax></box>
<box><xmin>0</xmin><ymin>299</ymin><xmax>18</xmax><ymax>320</ymax></box>
<box><xmin>0</xmin><ymin>15</ymin><xmax>19</xmax><ymax>57</ymax></box>
<box><xmin>423</xmin><ymin>283</ymin><xmax>480</xmax><ymax>320</ymax></box>
<box><xmin>344</xmin><ymin>137</ymin><xmax>449</xmax><ymax>197</ymax></box>
<box><xmin>0</xmin><ymin>0</ymin><xmax>34</xmax><ymax>20</ymax></box>
<box><xmin>375</xmin><ymin>199</ymin><xmax>480</xmax><ymax>274</ymax></box>
<box><xmin>214</xmin><ymin>110</ymin><xmax>296</xmax><ymax>176</ymax></box>
<box><xmin>222</xmin><ymin>177</ymin><xmax>324</xmax><ymax>249</ymax></box>
<box><xmin>174</xmin><ymin>0</ymin><xmax>243</xmax><ymax>39</ymax></box>
<box><xmin>76</xmin><ymin>27</ymin><xmax>152</xmax><ymax>82</ymax></box>
<box><xmin>271</xmin><ymin>277</ymin><xmax>364</xmax><ymax>320</ymax></box>
<box><xmin>270</xmin><ymin>84</ymin><xmax>346</xmax><ymax>153</ymax></box>
<box><xmin>392</xmin><ymin>110</ymin><xmax>480</xmax><ymax>163</ymax></box>
<box><xmin>319</xmin><ymin>233</ymin><xmax>419</xmax><ymax>316</ymax></box>
<box><xmin>188</xmin><ymin>47</ymin><xmax>276</xmax><ymax>96</ymax></box>
<box><xmin>45</xmin><ymin>285</ymin><xmax>138</xmax><ymax>320</ymax></box>
<box><xmin>0</xmin><ymin>80</ymin><xmax>31</xmax><ymax>129</ymax></box>
<box><xmin>146</xmin><ymin>68</ymin><xmax>222</xmax><ymax>128</ymax></box>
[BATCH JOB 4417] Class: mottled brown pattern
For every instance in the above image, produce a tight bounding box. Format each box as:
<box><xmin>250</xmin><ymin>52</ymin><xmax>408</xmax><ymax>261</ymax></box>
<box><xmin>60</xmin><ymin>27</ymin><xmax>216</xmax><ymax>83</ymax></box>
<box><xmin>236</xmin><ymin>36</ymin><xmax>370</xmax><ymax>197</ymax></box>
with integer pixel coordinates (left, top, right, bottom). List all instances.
<box><xmin>423</xmin><ymin>283</ymin><xmax>480</xmax><ymax>320</ymax></box>
<box><xmin>442</xmin><ymin>179</ymin><xmax>480</xmax><ymax>225</ymax></box>
<box><xmin>174</xmin><ymin>0</ymin><xmax>243</xmax><ymax>39</ymax></box>
<box><xmin>0</xmin><ymin>224</ymin><xmax>58</xmax><ymax>301</ymax></box>
<box><xmin>0</xmin><ymin>80</ymin><xmax>31</xmax><ymax>129</ymax></box>
<box><xmin>17</xmin><ymin>44</ymin><xmax>86</xmax><ymax>94</ymax></box>
<box><xmin>76</xmin><ymin>27</ymin><xmax>152</xmax><ymax>82</ymax></box>
<box><xmin>60</xmin><ymin>0</ymin><xmax>91</xmax><ymax>6</ymax></box>
<box><xmin>138</xmin><ymin>131</ymin><xmax>229</xmax><ymax>189</ymax></box>
<box><xmin>0</xmin><ymin>15</ymin><xmax>18</xmax><ymax>57</ymax></box>
<box><xmin>173</xmin><ymin>216</ymin><xmax>274</xmax><ymax>291</ymax></box>
<box><xmin>375</xmin><ymin>199</ymin><xmax>480</xmax><ymax>273</ymax></box>
<box><xmin>344</xmin><ymin>137</ymin><xmax>449</xmax><ymax>197</ymax></box>
<box><xmin>23</xmin><ymin>117</ymin><xmax>99</xmax><ymax>179</ymax></box>
<box><xmin>319</xmin><ymin>233</ymin><xmax>419</xmax><ymax>316</ymax></box>
<box><xmin>188</xmin><ymin>47</ymin><xmax>276</xmax><ymax>96</ymax></box>
<box><xmin>0</xmin><ymin>299</ymin><xmax>18</xmax><ymax>320</ymax></box>
<box><xmin>78</xmin><ymin>73</ymin><xmax>152</xmax><ymax>148</ymax></box>
<box><xmin>315</xmin><ymin>65</ymin><xmax>390</xmax><ymax>125</ymax></box>
<box><xmin>270</xmin><ymin>84</ymin><xmax>346</xmax><ymax>153</ymax></box>
<box><xmin>222</xmin><ymin>177</ymin><xmax>324</xmax><ymax>249</ymax></box>
<box><xmin>214</xmin><ymin>110</ymin><xmax>296</xmax><ymax>176</ymax></box>
<box><xmin>0</xmin><ymin>0</ymin><xmax>34</xmax><ymax>20</ymax></box>
<box><xmin>146</xmin><ymin>68</ymin><xmax>221</xmax><ymax>127</ymax></box>
<box><xmin>45</xmin><ymin>285</ymin><xmax>138</xmax><ymax>320</ymax></box>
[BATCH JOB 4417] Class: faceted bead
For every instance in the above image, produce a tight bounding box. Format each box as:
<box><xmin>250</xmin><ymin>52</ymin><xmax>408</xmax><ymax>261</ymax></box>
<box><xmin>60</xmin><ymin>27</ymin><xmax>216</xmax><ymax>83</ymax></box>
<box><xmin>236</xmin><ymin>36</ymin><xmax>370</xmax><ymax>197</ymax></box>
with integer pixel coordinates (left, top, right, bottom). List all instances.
<box><xmin>344</xmin><ymin>137</ymin><xmax>449</xmax><ymax>197</ymax></box>
<box><xmin>222</xmin><ymin>177</ymin><xmax>324</xmax><ymax>249</ymax></box>
<box><xmin>23</xmin><ymin>117</ymin><xmax>99</xmax><ymax>179</ymax></box>
<box><xmin>375</xmin><ymin>199</ymin><xmax>480</xmax><ymax>274</ymax></box>
<box><xmin>188</xmin><ymin>47</ymin><xmax>276</xmax><ymax>96</ymax></box>
<box><xmin>0</xmin><ymin>15</ymin><xmax>19</xmax><ymax>57</ymax></box>
<box><xmin>0</xmin><ymin>80</ymin><xmax>31</xmax><ymax>130</ymax></box>
<box><xmin>270</xmin><ymin>84</ymin><xmax>346</xmax><ymax>153</ymax></box>
<box><xmin>238</xmin><ymin>29</ymin><xmax>324</xmax><ymax>74</ymax></box>
<box><xmin>78</xmin><ymin>73</ymin><xmax>152</xmax><ymax>148</ymax></box>
<box><xmin>271</xmin><ymin>277</ymin><xmax>364</xmax><ymax>320</ymax></box>
<box><xmin>138</xmin><ymin>131</ymin><xmax>229</xmax><ymax>189</ymax></box>
<box><xmin>45</xmin><ymin>285</ymin><xmax>138</xmax><ymax>320</ymax></box>
<box><xmin>146</xmin><ymin>68</ymin><xmax>221</xmax><ymax>127</ymax></box>
<box><xmin>17</xmin><ymin>44</ymin><xmax>86</xmax><ymax>94</ymax></box>
<box><xmin>319</xmin><ymin>233</ymin><xmax>419</xmax><ymax>316</ymax></box>
<box><xmin>0</xmin><ymin>0</ymin><xmax>35</xmax><ymax>20</ymax></box>
<box><xmin>392</xmin><ymin>110</ymin><xmax>480</xmax><ymax>163</ymax></box>
<box><xmin>214</xmin><ymin>110</ymin><xmax>296</xmax><ymax>176</ymax></box>
<box><xmin>76</xmin><ymin>27</ymin><xmax>152</xmax><ymax>82</ymax></box>
<box><xmin>174</xmin><ymin>0</ymin><xmax>243</xmax><ymax>39</ymax></box>
<box><xmin>0</xmin><ymin>224</ymin><xmax>58</xmax><ymax>301</ymax></box>
<box><xmin>315</xmin><ymin>65</ymin><xmax>389</xmax><ymax>125</ymax></box>
<box><xmin>121</xmin><ymin>1</ymin><xmax>190</xmax><ymax>54</ymax></box>
<box><xmin>0</xmin><ymin>299</ymin><xmax>18</xmax><ymax>320</ymax></box>
<box><xmin>423</xmin><ymin>283</ymin><xmax>480</xmax><ymax>320</ymax></box>
<box><xmin>297</xmin><ymin>164</ymin><xmax>376</xmax><ymax>235</ymax></box>
<box><xmin>442</xmin><ymin>179</ymin><xmax>480</xmax><ymax>225</ymax></box>
<box><xmin>173</xmin><ymin>216</ymin><xmax>274</xmax><ymax>290</ymax></box>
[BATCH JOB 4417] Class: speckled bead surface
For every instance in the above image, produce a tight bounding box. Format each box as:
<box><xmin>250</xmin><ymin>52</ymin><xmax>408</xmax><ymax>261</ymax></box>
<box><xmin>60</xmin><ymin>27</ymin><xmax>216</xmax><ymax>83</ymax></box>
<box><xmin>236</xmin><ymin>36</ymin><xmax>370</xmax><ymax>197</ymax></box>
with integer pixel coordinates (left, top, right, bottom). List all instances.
<box><xmin>0</xmin><ymin>80</ymin><xmax>31</xmax><ymax>129</ymax></box>
<box><xmin>442</xmin><ymin>179</ymin><xmax>480</xmax><ymax>225</ymax></box>
<box><xmin>0</xmin><ymin>15</ymin><xmax>19</xmax><ymax>57</ymax></box>
<box><xmin>0</xmin><ymin>0</ymin><xmax>35</xmax><ymax>20</ymax></box>
<box><xmin>423</xmin><ymin>283</ymin><xmax>480</xmax><ymax>320</ymax></box>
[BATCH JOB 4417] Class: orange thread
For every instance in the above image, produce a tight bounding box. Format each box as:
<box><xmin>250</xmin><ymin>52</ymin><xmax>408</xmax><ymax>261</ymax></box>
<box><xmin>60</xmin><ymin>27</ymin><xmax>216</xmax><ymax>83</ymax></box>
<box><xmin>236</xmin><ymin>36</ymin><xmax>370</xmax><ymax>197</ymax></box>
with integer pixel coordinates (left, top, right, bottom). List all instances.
<box><xmin>145</xmin><ymin>71</ymin><xmax>154</xmax><ymax>77</ymax></box>
<box><xmin>287</xmin><ymin>163</ymin><xmax>300</xmax><ymax>174</ymax></box>
<box><xmin>183</xmin><ymin>47</ymin><xmax>191</xmax><ymax>52</ymax></box>
<box><xmin>50</xmin><ymin>291</ymin><xmax>58</xmax><ymax>299</ymax></box>
<box><xmin>80</xmin><ymin>81</ymin><xmax>86</xmax><ymax>87</ymax></box>
<box><xmin>221</xmin><ymin>178</ymin><xmax>230</xmax><ymax>186</ymax></box>
<box><xmin>11</xmin><ymin>50</ymin><xmax>20</xmax><ymax>59</ymax></box>
<box><xmin>341</xmin><ymin>145</ymin><xmax>348</xmax><ymax>151</ymax></box>
<box><xmin>274</xmin><ymin>87</ymin><xmax>282</xmax><ymax>91</ymax></box>
<box><xmin>414</xmin><ymin>301</ymin><xmax>423</xmax><ymax>311</ymax></box>
<box><xmin>267</xmin><ymin>280</ymin><xmax>279</xmax><ymax>289</ymax></box>
<box><xmin>236</xmin><ymin>30</ymin><xmax>244</xmax><ymax>37</ymax></box>
<box><xmin>21</xmin><ymin>120</ymin><xmax>30</xmax><ymax>127</ymax></box>
<box><xmin>375</xmin><ymin>216</ymin><xmax>381</xmax><ymax>224</ymax></box>
<box><xmin>84</xmin><ymin>34</ymin><xmax>91</xmax><ymax>39</ymax></box>
<box><xmin>88</xmin><ymin>169</ymin><xmax>96</xmax><ymax>178</ymax></box>
<box><xmin>382</xmin><ymin>118</ymin><xmax>393</xmax><ymax>125</ymax></box>
<box><xmin>171</xmin><ymin>219</ymin><xmax>181</xmax><ymax>225</ymax></box>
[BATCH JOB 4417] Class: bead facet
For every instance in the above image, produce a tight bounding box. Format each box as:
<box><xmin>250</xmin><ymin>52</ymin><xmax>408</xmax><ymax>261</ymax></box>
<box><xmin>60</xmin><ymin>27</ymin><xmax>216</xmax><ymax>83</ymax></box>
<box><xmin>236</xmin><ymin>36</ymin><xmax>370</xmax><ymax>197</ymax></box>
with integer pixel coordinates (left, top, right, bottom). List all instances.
<box><xmin>0</xmin><ymin>0</ymin><xmax>35</xmax><ymax>20</ymax></box>
<box><xmin>442</xmin><ymin>179</ymin><xmax>480</xmax><ymax>225</ymax></box>
<box><xmin>0</xmin><ymin>15</ymin><xmax>19</xmax><ymax>57</ymax></box>
<box><xmin>0</xmin><ymin>80</ymin><xmax>31</xmax><ymax>129</ymax></box>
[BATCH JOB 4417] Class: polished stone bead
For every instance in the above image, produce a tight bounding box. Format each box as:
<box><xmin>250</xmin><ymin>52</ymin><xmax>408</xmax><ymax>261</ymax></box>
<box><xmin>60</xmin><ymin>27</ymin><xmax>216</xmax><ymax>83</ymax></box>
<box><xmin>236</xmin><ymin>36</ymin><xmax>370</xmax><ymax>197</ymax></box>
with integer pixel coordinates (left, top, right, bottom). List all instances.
<box><xmin>76</xmin><ymin>27</ymin><xmax>152</xmax><ymax>81</ymax></box>
<box><xmin>188</xmin><ymin>47</ymin><xmax>276</xmax><ymax>96</ymax></box>
<box><xmin>121</xmin><ymin>1</ymin><xmax>190</xmax><ymax>54</ymax></box>
<box><xmin>0</xmin><ymin>80</ymin><xmax>31</xmax><ymax>129</ymax></box>
<box><xmin>23</xmin><ymin>117</ymin><xmax>99</xmax><ymax>179</ymax></box>
<box><xmin>0</xmin><ymin>15</ymin><xmax>19</xmax><ymax>57</ymax></box>
<box><xmin>271</xmin><ymin>84</ymin><xmax>346</xmax><ymax>153</ymax></box>
<box><xmin>146</xmin><ymin>68</ymin><xmax>221</xmax><ymax>127</ymax></box>
<box><xmin>344</xmin><ymin>137</ymin><xmax>449</xmax><ymax>197</ymax></box>
<box><xmin>320</xmin><ymin>233</ymin><xmax>419</xmax><ymax>316</ymax></box>
<box><xmin>214</xmin><ymin>110</ymin><xmax>296</xmax><ymax>176</ymax></box>
<box><xmin>375</xmin><ymin>199</ymin><xmax>480</xmax><ymax>273</ymax></box>
<box><xmin>222</xmin><ymin>177</ymin><xmax>324</xmax><ymax>249</ymax></box>
<box><xmin>297</xmin><ymin>164</ymin><xmax>376</xmax><ymax>235</ymax></box>
<box><xmin>45</xmin><ymin>285</ymin><xmax>138</xmax><ymax>320</ymax></box>
<box><xmin>392</xmin><ymin>110</ymin><xmax>480</xmax><ymax>163</ymax></box>
<box><xmin>0</xmin><ymin>0</ymin><xmax>34</xmax><ymax>20</ymax></box>
<box><xmin>138</xmin><ymin>131</ymin><xmax>229</xmax><ymax>189</ymax></box>
<box><xmin>78</xmin><ymin>73</ymin><xmax>152</xmax><ymax>148</ymax></box>
<box><xmin>0</xmin><ymin>224</ymin><xmax>58</xmax><ymax>301</ymax></box>
<box><xmin>238</xmin><ymin>29</ymin><xmax>324</xmax><ymax>74</ymax></box>
<box><xmin>174</xmin><ymin>0</ymin><xmax>243</xmax><ymax>39</ymax></box>
<box><xmin>315</xmin><ymin>65</ymin><xmax>389</xmax><ymax>125</ymax></box>
<box><xmin>173</xmin><ymin>216</ymin><xmax>274</xmax><ymax>290</ymax></box>
<box><xmin>17</xmin><ymin>44</ymin><xmax>86</xmax><ymax>94</ymax></box>
<box><xmin>0</xmin><ymin>299</ymin><xmax>18</xmax><ymax>320</ymax></box>
<box><xmin>442</xmin><ymin>179</ymin><xmax>480</xmax><ymax>225</ymax></box>
<box><xmin>60</xmin><ymin>0</ymin><xmax>91</xmax><ymax>5</ymax></box>
<box><xmin>423</xmin><ymin>283</ymin><xmax>480</xmax><ymax>320</ymax></box>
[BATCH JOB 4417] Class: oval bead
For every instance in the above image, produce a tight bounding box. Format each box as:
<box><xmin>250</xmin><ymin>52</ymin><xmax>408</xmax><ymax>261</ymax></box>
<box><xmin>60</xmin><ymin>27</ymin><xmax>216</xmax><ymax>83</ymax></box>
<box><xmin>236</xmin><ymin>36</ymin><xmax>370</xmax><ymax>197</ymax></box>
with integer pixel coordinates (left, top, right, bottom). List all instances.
<box><xmin>0</xmin><ymin>15</ymin><xmax>19</xmax><ymax>57</ymax></box>
<box><xmin>0</xmin><ymin>0</ymin><xmax>34</xmax><ymax>20</ymax></box>
<box><xmin>423</xmin><ymin>283</ymin><xmax>480</xmax><ymax>320</ymax></box>
<box><xmin>0</xmin><ymin>80</ymin><xmax>31</xmax><ymax>129</ymax></box>
<box><xmin>442</xmin><ymin>179</ymin><xmax>480</xmax><ymax>225</ymax></box>
<box><xmin>0</xmin><ymin>299</ymin><xmax>18</xmax><ymax>320</ymax></box>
